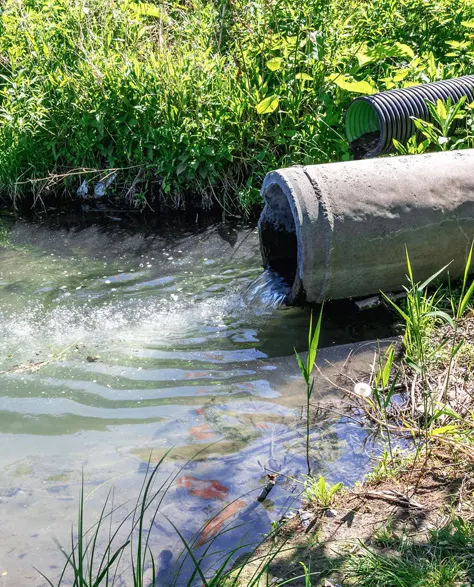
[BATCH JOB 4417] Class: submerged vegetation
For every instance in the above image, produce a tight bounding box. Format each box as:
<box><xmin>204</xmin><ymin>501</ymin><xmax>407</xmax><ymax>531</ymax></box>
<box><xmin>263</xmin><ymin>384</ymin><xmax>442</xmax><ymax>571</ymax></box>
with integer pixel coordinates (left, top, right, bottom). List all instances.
<box><xmin>1</xmin><ymin>0</ymin><xmax>474</xmax><ymax>211</ymax></box>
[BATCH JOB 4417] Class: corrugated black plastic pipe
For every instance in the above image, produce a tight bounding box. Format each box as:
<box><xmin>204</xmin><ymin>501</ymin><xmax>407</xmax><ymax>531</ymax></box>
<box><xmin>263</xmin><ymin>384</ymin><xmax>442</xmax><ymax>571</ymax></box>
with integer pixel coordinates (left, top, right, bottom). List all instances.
<box><xmin>345</xmin><ymin>74</ymin><xmax>474</xmax><ymax>158</ymax></box>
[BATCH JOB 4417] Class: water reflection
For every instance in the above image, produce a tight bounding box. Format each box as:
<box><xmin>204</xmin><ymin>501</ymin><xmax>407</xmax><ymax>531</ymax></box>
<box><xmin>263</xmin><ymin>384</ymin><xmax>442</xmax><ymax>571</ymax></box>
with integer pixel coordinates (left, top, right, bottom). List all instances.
<box><xmin>0</xmin><ymin>220</ymin><xmax>393</xmax><ymax>585</ymax></box>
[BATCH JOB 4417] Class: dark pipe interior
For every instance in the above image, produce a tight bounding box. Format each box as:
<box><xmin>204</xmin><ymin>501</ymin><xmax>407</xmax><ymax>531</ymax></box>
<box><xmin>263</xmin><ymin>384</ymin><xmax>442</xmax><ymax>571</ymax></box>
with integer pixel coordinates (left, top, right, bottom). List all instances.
<box><xmin>259</xmin><ymin>184</ymin><xmax>298</xmax><ymax>285</ymax></box>
<box><xmin>350</xmin><ymin>130</ymin><xmax>381</xmax><ymax>159</ymax></box>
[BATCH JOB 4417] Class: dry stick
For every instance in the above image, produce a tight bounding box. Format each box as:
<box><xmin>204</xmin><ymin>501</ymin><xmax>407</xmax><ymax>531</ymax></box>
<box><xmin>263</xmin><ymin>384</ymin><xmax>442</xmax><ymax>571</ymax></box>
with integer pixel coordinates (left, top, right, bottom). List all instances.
<box><xmin>14</xmin><ymin>164</ymin><xmax>146</xmax><ymax>185</ymax></box>
<box><xmin>368</xmin><ymin>350</ymin><xmax>378</xmax><ymax>388</ymax></box>
<box><xmin>353</xmin><ymin>488</ymin><xmax>426</xmax><ymax>510</ymax></box>
<box><xmin>340</xmin><ymin>349</ymin><xmax>354</xmax><ymax>373</ymax></box>
<box><xmin>410</xmin><ymin>373</ymin><xmax>417</xmax><ymax>417</ymax></box>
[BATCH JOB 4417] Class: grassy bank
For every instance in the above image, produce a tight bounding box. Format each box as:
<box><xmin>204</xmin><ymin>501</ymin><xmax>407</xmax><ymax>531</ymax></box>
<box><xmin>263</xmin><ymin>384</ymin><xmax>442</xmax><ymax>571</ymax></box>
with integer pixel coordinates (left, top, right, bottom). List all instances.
<box><xmin>1</xmin><ymin>0</ymin><xmax>474</xmax><ymax>212</ymax></box>
<box><xmin>237</xmin><ymin>252</ymin><xmax>474</xmax><ymax>586</ymax></box>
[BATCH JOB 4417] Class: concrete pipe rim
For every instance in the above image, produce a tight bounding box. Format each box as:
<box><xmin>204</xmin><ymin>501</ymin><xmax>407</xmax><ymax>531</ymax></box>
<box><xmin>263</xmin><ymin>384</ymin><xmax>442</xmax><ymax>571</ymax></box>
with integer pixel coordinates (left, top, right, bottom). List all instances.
<box><xmin>258</xmin><ymin>172</ymin><xmax>306</xmax><ymax>304</ymax></box>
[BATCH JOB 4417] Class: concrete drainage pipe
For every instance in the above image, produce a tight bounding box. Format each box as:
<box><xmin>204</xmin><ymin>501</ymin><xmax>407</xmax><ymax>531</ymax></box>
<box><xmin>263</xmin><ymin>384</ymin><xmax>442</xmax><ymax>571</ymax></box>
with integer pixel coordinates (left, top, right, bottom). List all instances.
<box><xmin>258</xmin><ymin>149</ymin><xmax>474</xmax><ymax>304</ymax></box>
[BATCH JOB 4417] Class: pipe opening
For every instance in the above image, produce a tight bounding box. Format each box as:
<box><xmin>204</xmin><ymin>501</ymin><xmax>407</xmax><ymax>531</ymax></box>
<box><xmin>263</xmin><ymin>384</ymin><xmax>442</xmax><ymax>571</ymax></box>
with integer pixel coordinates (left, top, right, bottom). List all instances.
<box><xmin>258</xmin><ymin>183</ymin><xmax>298</xmax><ymax>287</ymax></box>
<box><xmin>345</xmin><ymin>99</ymin><xmax>381</xmax><ymax>159</ymax></box>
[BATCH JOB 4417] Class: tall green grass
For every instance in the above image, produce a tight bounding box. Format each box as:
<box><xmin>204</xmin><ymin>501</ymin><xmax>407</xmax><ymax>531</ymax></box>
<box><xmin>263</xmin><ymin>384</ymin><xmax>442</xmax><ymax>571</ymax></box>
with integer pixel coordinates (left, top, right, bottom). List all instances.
<box><xmin>40</xmin><ymin>454</ymin><xmax>313</xmax><ymax>586</ymax></box>
<box><xmin>1</xmin><ymin>0</ymin><xmax>474</xmax><ymax>211</ymax></box>
<box><xmin>346</xmin><ymin>517</ymin><xmax>474</xmax><ymax>587</ymax></box>
<box><xmin>295</xmin><ymin>308</ymin><xmax>323</xmax><ymax>475</ymax></box>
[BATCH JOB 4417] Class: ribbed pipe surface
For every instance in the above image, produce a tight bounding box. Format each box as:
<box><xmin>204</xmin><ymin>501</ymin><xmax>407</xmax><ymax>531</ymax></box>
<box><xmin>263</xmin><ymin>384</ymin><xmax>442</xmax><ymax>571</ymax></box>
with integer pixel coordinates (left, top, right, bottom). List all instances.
<box><xmin>345</xmin><ymin>75</ymin><xmax>474</xmax><ymax>158</ymax></box>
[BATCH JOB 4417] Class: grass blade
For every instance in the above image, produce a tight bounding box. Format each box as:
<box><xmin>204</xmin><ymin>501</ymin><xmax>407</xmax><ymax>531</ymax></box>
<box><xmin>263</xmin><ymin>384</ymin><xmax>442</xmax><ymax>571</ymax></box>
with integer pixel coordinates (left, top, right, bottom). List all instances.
<box><xmin>164</xmin><ymin>515</ymin><xmax>210</xmax><ymax>587</ymax></box>
<box><xmin>418</xmin><ymin>261</ymin><xmax>452</xmax><ymax>291</ymax></box>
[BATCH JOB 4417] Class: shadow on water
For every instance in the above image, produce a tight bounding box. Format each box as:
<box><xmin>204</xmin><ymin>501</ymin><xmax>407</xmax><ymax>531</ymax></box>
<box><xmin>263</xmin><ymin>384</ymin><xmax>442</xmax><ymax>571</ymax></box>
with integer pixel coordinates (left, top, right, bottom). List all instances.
<box><xmin>0</xmin><ymin>217</ymin><xmax>394</xmax><ymax>585</ymax></box>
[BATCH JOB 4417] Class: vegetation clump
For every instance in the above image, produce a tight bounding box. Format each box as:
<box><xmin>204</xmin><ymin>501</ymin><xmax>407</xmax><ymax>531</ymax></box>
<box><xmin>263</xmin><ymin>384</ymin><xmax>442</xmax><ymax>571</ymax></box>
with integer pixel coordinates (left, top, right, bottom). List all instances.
<box><xmin>1</xmin><ymin>0</ymin><xmax>474</xmax><ymax>211</ymax></box>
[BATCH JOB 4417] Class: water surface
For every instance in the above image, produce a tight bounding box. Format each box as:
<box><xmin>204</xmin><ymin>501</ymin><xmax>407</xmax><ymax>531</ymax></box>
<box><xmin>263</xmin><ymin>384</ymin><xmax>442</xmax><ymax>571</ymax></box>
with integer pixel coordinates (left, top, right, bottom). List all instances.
<box><xmin>0</xmin><ymin>219</ymin><xmax>392</xmax><ymax>585</ymax></box>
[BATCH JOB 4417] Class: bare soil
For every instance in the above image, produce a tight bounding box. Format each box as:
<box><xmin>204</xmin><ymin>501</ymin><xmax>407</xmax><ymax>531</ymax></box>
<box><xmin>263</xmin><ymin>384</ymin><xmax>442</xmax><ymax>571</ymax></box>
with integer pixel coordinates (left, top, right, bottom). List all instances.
<box><xmin>235</xmin><ymin>457</ymin><xmax>474</xmax><ymax>586</ymax></box>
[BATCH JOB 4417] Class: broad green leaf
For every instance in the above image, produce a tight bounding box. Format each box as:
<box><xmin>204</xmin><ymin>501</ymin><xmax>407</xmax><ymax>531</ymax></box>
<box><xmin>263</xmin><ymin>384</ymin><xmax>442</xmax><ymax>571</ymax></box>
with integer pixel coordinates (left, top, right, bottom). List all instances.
<box><xmin>393</xmin><ymin>138</ymin><xmax>407</xmax><ymax>154</ymax></box>
<box><xmin>392</xmin><ymin>69</ymin><xmax>410</xmax><ymax>82</ymax></box>
<box><xmin>446</xmin><ymin>40</ymin><xmax>469</xmax><ymax>49</ymax></box>
<box><xmin>435</xmin><ymin>98</ymin><xmax>447</xmax><ymax>121</ymax></box>
<box><xmin>357</xmin><ymin>55</ymin><xmax>376</xmax><ymax>68</ymax></box>
<box><xmin>382</xmin><ymin>346</ymin><xmax>394</xmax><ymax>388</ymax></box>
<box><xmin>461</xmin><ymin>20</ymin><xmax>474</xmax><ymax>28</ymax></box>
<box><xmin>393</xmin><ymin>42</ymin><xmax>415</xmax><ymax>59</ymax></box>
<box><xmin>306</xmin><ymin>307</ymin><xmax>323</xmax><ymax>379</ymax></box>
<box><xmin>327</xmin><ymin>74</ymin><xmax>376</xmax><ymax>95</ymax></box>
<box><xmin>266</xmin><ymin>58</ymin><xmax>283</xmax><ymax>72</ymax></box>
<box><xmin>176</xmin><ymin>161</ymin><xmax>187</xmax><ymax>175</ymax></box>
<box><xmin>130</xmin><ymin>2</ymin><xmax>163</xmax><ymax>18</ymax></box>
<box><xmin>383</xmin><ymin>80</ymin><xmax>396</xmax><ymax>89</ymax></box>
<box><xmin>294</xmin><ymin>349</ymin><xmax>308</xmax><ymax>383</ymax></box>
<box><xmin>357</xmin><ymin>42</ymin><xmax>414</xmax><ymax>68</ymax></box>
<box><xmin>256</xmin><ymin>95</ymin><xmax>279</xmax><ymax>115</ymax></box>
<box><xmin>427</xmin><ymin>52</ymin><xmax>437</xmax><ymax>79</ymax></box>
<box><xmin>295</xmin><ymin>73</ymin><xmax>313</xmax><ymax>81</ymax></box>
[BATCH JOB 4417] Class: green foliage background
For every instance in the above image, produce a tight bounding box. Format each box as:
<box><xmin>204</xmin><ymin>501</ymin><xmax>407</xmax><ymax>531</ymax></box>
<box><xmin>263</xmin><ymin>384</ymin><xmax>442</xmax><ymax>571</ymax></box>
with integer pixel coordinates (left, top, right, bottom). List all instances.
<box><xmin>1</xmin><ymin>0</ymin><xmax>474</xmax><ymax>211</ymax></box>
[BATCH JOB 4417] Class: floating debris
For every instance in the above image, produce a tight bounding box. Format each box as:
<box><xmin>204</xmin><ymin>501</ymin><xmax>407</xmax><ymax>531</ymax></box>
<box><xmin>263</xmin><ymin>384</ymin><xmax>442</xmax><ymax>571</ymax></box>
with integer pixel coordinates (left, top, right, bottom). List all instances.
<box><xmin>257</xmin><ymin>474</ymin><xmax>276</xmax><ymax>502</ymax></box>
<box><xmin>76</xmin><ymin>180</ymin><xmax>89</xmax><ymax>198</ymax></box>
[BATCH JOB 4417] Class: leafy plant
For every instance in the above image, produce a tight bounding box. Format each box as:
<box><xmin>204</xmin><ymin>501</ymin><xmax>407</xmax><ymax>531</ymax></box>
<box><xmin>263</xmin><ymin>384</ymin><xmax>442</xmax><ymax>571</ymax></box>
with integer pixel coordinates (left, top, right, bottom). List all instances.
<box><xmin>40</xmin><ymin>453</ymin><xmax>315</xmax><ymax>587</ymax></box>
<box><xmin>394</xmin><ymin>97</ymin><xmax>474</xmax><ymax>155</ymax></box>
<box><xmin>303</xmin><ymin>475</ymin><xmax>343</xmax><ymax>509</ymax></box>
<box><xmin>382</xmin><ymin>250</ymin><xmax>454</xmax><ymax>381</ymax></box>
<box><xmin>2</xmin><ymin>0</ymin><xmax>474</xmax><ymax>212</ymax></box>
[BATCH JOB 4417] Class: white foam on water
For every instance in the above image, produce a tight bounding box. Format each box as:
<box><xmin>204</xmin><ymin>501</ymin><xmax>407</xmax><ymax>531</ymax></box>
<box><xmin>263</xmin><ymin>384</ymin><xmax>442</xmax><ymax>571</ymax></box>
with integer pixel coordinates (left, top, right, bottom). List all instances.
<box><xmin>0</xmin><ymin>273</ymin><xmax>284</xmax><ymax>364</ymax></box>
<box><xmin>243</xmin><ymin>269</ymin><xmax>290</xmax><ymax>309</ymax></box>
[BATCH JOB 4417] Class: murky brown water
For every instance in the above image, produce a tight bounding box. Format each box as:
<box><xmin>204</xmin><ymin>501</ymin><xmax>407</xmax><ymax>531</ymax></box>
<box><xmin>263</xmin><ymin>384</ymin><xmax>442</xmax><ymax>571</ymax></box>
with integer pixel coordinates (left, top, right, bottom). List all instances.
<box><xmin>0</xmin><ymin>219</ymin><xmax>393</xmax><ymax>586</ymax></box>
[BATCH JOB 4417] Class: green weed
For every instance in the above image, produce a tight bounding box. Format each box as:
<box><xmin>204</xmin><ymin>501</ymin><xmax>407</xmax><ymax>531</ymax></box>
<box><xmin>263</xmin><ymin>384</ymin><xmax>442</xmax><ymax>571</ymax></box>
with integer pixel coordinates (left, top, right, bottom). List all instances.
<box><xmin>346</xmin><ymin>517</ymin><xmax>474</xmax><ymax>587</ymax></box>
<box><xmin>2</xmin><ymin>0</ymin><xmax>474</xmax><ymax>211</ymax></box>
<box><xmin>40</xmin><ymin>454</ymin><xmax>313</xmax><ymax>586</ymax></box>
<box><xmin>303</xmin><ymin>475</ymin><xmax>343</xmax><ymax>509</ymax></box>
<box><xmin>364</xmin><ymin>450</ymin><xmax>414</xmax><ymax>485</ymax></box>
<box><xmin>394</xmin><ymin>96</ymin><xmax>474</xmax><ymax>154</ymax></box>
<box><xmin>295</xmin><ymin>308</ymin><xmax>323</xmax><ymax>476</ymax></box>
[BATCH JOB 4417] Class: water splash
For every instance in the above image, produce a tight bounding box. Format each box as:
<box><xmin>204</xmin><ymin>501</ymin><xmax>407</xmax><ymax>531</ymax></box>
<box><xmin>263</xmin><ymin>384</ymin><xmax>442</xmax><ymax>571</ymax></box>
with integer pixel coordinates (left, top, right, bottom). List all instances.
<box><xmin>243</xmin><ymin>269</ymin><xmax>290</xmax><ymax>309</ymax></box>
